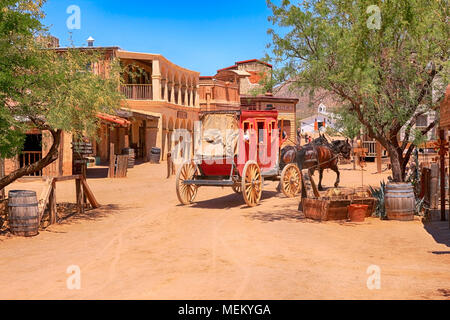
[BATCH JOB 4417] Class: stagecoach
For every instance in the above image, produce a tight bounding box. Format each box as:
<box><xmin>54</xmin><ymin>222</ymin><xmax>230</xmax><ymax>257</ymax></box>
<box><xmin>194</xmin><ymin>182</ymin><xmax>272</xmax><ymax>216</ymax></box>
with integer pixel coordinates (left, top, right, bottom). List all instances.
<box><xmin>175</xmin><ymin>110</ymin><xmax>302</xmax><ymax>207</ymax></box>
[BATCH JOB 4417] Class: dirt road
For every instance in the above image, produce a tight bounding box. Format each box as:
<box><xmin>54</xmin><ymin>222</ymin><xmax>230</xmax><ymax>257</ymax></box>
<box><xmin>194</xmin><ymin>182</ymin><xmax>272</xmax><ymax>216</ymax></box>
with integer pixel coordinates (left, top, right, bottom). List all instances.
<box><xmin>0</xmin><ymin>162</ymin><xmax>449</xmax><ymax>299</ymax></box>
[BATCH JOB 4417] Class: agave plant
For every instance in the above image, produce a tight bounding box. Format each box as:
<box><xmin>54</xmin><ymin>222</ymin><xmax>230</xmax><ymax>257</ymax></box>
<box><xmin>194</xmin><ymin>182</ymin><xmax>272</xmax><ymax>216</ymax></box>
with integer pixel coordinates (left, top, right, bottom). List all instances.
<box><xmin>415</xmin><ymin>196</ymin><xmax>425</xmax><ymax>216</ymax></box>
<box><xmin>369</xmin><ymin>180</ymin><xmax>386</xmax><ymax>219</ymax></box>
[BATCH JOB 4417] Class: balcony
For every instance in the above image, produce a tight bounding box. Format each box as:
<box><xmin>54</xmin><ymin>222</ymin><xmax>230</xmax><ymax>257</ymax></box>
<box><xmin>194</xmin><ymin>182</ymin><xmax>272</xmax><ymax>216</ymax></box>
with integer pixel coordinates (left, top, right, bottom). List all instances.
<box><xmin>120</xmin><ymin>84</ymin><xmax>153</xmax><ymax>100</ymax></box>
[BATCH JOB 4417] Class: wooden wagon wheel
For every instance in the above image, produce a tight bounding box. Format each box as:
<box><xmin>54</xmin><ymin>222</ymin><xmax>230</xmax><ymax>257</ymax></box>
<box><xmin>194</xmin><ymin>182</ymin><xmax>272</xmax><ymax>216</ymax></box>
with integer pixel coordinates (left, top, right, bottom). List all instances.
<box><xmin>176</xmin><ymin>160</ymin><xmax>199</xmax><ymax>205</ymax></box>
<box><xmin>280</xmin><ymin>163</ymin><xmax>302</xmax><ymax>198</ymax></box>
<box><xmin>232</xmin><ymin>184</ymin><xmax>242</xmax><ymax>194</ymax></box>
<box><xmin>241</xmin><ymin>161</ymin><xmax>262</xmax><ymax>207</ymax></box>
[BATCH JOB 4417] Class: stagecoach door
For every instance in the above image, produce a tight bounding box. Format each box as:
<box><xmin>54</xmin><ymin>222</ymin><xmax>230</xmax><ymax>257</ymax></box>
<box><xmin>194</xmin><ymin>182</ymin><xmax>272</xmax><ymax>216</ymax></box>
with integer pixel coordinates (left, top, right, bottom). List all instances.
<box><xmin>256</xmin><ymin>121</ymin><xmax>265</xmax><ymax>166</ymax></box>
<box><xmin>243</xmin><ymin>121</ymin><xmax>252</xmax><ymax>162</ymax></box>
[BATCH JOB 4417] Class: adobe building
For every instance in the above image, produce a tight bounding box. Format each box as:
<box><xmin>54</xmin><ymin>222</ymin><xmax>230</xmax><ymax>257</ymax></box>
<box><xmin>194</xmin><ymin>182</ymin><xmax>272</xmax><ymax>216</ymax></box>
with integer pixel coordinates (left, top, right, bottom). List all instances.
<box><xmin>199</xmin><ymin>59</ymin><xmax>298</xmax><ymax>141</ymax></box>
<box><xmin>107</xmin><ymin>49</ymin><xmax>200</xmax><ymax>162</ymax></box>
<box><xmin>3</xmin><ymin>42</ymin><xmax>201</xmax><ymax>178</ymax></box>
<box><xmin>198</xmin><ymin>76</ymin><xmax>241</xmax><ymax>111</ymax></box>
<box><xmin>217</xmin><ymin>59</ymin><xmax>273</xmax><ymax>95</ymax></box>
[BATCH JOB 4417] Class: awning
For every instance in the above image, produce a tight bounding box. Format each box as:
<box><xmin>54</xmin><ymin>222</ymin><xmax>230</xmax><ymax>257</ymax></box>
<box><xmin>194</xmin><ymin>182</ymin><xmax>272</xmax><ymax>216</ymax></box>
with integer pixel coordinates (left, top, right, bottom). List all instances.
<box><xmin>118</xmin><ymin>108</ymin><xmax>161</xmax><ymax>120</ymax></box>
<box><xmin>97</xmin><ymin>112</ymin><xmax>131</xmax><ymax>127</ymax></box>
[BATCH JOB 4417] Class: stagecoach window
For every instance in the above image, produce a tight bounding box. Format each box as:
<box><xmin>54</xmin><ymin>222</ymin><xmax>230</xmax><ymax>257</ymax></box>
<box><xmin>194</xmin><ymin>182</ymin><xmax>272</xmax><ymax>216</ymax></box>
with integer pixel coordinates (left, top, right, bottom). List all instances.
<box><xmin>257</xmin><ymin>122</ymin><xmax>265</xmax><ymax>144</ymax></box>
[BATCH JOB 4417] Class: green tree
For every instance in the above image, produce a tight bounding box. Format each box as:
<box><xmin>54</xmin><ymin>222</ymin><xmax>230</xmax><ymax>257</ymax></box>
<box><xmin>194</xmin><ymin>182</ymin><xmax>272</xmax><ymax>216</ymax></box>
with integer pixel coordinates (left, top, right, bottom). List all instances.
<box><xmin>267</xmin><ymin>0</ymin><xmax>449</xmax><ymax>181</ymax></box>
<box><xmin>333</xmin><ymin>106</ymin><xmax>361</xmax><ymax>140</ymax></box>
<box><xmin>0</xmin><ymin>1</ymin><xmax>124</xmax><ymax>189</ymax></box>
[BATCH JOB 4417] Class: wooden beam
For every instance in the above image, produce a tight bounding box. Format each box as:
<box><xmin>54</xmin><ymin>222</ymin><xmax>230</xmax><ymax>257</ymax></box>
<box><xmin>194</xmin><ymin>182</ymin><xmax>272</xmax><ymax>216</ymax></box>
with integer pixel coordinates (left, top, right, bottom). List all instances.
<box><xmin>53</xmin><ymin>175</ymin><xmax>82</xmax><ymax>182</ymax></box>
<box><xmin>81</xmin><ymin>178</ymin><xmax>100</xmax><ymax>209</ymax></box>
<box><xmin>38</xmin><ymin>178</ymin><xmax>54</xmax><ymax>221</ymax></box>
<box><xmin>49</xmin><ymin>182</ymin><xmax>57</xmax><ymax>225</ymax></box>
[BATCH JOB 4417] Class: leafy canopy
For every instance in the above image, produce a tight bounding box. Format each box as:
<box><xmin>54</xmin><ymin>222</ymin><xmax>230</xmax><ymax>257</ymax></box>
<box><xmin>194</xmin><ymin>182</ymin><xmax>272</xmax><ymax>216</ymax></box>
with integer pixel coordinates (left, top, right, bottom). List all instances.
<box><xmin>267</xmin><ymin>0</ymin><xmax>449</xmax><ymax>139</ymax></box>
<box><xmin>0</xmin><ymin>0</ymin><xmax>124</xmax><ymax>159</ymax></box>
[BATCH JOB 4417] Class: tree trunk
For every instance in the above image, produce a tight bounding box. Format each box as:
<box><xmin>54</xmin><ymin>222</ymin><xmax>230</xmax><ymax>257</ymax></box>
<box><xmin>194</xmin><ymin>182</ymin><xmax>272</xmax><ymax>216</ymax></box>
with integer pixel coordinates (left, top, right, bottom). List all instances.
<box><xmin>0</xmin><ymin>130</ymin><xmax>62</xmax><ymax>190</ymax></box>
<box><xmin>386</xmin><ymin>145</ymin><xmax>404</xmax><ymax>182</ymax></box>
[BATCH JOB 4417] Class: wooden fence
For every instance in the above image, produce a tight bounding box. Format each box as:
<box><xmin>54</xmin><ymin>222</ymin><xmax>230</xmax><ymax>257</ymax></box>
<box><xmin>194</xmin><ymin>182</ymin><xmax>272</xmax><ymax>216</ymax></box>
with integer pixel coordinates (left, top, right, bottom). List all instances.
<box><xmin>108</xmin><ymin>143</ymin><xmax>129</xmax><ymax>178</ymax></box>
<box><xmin>120</xmin><ymin>84</ymin><xmax>153</xmax><ymax>100</ymax></box>
<box><xmin>20</xmin><ymin>151</ymin><xmax>43</xmax><ymax>176</ymax></box>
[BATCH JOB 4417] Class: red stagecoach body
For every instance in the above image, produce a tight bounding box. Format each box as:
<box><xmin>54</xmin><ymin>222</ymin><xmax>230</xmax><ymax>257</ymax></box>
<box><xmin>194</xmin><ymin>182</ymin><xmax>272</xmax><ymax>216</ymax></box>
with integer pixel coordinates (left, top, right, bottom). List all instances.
<box><xmin>195</xmin><ymin>110</ymin><xmax>281</xmax><ymax>178</ymax></box>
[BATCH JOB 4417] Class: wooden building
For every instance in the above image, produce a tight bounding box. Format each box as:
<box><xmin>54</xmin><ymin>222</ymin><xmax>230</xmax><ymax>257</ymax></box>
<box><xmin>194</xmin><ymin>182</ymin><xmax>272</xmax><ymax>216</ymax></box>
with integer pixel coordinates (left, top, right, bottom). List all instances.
<box><xmin>240</xmin><ymin>93</ymin><xmax>298</xmax><ymax>142</ymax></box>
<box><xmin>438</xmin><ymin>84</ymin><xmax>450</xmax><ymax>227</ymax></box>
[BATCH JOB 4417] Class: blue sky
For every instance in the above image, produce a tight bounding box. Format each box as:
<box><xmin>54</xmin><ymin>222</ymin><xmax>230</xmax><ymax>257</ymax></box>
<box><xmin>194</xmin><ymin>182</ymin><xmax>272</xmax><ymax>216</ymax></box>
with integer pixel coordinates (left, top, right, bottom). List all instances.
<box><xmin>42</xmin><ymin>0</ymin><xmax>276</xmax><ymax>75</ymax></box>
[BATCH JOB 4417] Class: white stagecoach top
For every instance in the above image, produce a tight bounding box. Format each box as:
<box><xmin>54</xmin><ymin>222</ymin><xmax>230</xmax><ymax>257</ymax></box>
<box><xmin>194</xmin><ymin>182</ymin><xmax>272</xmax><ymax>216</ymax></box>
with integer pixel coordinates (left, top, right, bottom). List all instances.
<box><xmin>195</xmin><ymin>112</ymin><xmax>240</xmax><ymax>158</ymax></box>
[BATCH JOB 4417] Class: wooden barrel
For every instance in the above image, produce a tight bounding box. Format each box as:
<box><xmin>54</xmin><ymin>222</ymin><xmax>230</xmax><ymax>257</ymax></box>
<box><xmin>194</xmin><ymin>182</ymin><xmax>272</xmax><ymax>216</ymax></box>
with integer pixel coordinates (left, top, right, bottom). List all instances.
<box><xmin>149</xmin><ymin>153</ymin><xmax>160</xmax><ymax>164</ymax></box>
<box><xmin>385</xmin><ymin>183</ymin><xmax>415</xmax><ymax>221</ymax></box>
<box><xmin>150</xmin><ymin>148</ymin><xmax>161</xmax><ymax>164</ymax></box>
<box><xmin>8</xmin><ymin>190</ymin><xmax>39</xmax><ymax>237</ymax></box>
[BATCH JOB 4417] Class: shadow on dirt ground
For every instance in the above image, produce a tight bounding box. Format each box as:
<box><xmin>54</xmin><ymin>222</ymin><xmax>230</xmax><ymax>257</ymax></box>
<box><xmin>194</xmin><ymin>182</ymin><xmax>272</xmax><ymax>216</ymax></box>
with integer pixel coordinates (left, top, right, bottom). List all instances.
<box><xmin>243</xmin><ymin>201</ymin><xmax>309</xmax><ymax>223</ymax></box>
<box><xmin>423</xmin><ymin>221</ymin><xmax>450</xmax><ymax>251</ymax></box>
<box><xmin>55</xmin><ymin>203</ymin><xmax>125</xmax><ymax>225</ymax></box>
<box><xmin>188</xmin><ymin>191</ymin><xmax>279</xmax><ymax>210</ymax></box>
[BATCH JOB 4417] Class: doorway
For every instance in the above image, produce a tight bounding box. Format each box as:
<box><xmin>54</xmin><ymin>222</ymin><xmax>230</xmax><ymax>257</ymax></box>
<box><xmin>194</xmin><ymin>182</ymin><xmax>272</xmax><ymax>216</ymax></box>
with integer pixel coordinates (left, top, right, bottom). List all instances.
<box><xmin>20</xmin><ymin>134</ymin><xmax>43</xmax><ymax>176</ymax></box>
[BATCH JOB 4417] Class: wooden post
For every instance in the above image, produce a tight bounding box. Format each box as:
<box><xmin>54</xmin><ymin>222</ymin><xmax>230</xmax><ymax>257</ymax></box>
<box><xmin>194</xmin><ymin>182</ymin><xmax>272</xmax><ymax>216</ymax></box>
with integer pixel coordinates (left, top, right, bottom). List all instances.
<box><xmin>430</xmin><ymin>162</ymin><xmax>439</xmax><ymax>209</ymax></box>
<box><xmin>376</xmin><ymin>141</ymin><xmax>382</xmax><ymax>174</ymax></box>
<box><xmin>124</xmin><ymin>130</ymin><xmax>130</xmax><ymax>149</ymax></box>
<box><xmin>108</xmin><ymin>143</ymin><xmax>115</xmax><ymax>178</ymax></box>
<box><xmin>81</xmin><ymin>178</ymin><xmax>100</xmax><ymax>208</ymax></box>
<box><xmin>76</xmin><ymin>178</ymin><xmax>84</xmax><ymax>214</ymax></box>
<box><xmin>167</xmin><ymin>152</ymin><xmax>173</xmax><ymax>178</ymax></box>
<box><xmin>48</xmin><ymin>182</ymin><xmax>57</xmax><ymax>225</ymax></box>
<box><xmin>439</xmin><ymin>129</ymin><xmax>446</xmax><ymax>222</ymax></box>
<box><xmin>81</xmin><ymin>163</ymin><xmax>87</xmax><ymax>208</ymax></box>
<box><xmin>352</xmin><ymin>139</ymin><xmax>356</xmax><ymax>170</ymax></box>
<box><xmin>0</xmin><ymin>158</ymin><xmax>5</xmax><ymax>200</ymax></box>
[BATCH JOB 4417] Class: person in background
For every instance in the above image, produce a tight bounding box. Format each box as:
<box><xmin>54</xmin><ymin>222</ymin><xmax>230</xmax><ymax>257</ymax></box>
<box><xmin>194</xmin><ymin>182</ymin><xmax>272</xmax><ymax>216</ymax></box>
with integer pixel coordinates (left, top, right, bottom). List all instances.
<box><xmin>243</xmin><ymin>129</ymin><xmax>250</xmax><ymax>142</ymax></box>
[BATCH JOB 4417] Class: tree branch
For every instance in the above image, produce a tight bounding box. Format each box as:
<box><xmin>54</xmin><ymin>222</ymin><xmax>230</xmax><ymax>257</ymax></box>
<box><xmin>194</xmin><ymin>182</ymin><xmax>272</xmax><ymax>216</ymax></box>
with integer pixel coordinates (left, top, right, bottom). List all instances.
<box><xmin>0</xmin><ymin>130</ymin><xmax>62</xmax><ymax>190</ymax></box>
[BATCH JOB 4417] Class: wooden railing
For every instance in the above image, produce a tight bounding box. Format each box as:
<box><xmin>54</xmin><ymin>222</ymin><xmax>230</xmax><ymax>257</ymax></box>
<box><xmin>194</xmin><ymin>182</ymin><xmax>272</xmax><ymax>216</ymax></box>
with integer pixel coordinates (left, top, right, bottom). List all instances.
<box><xmin>120</xmin><ymin>84</ymin><xmax>153</xmax><ymax>100</ymax></box>
<box><xmin>20</xmin><ymin>151</ymin><xmax>43</xmax><ymax>176</ymax></box>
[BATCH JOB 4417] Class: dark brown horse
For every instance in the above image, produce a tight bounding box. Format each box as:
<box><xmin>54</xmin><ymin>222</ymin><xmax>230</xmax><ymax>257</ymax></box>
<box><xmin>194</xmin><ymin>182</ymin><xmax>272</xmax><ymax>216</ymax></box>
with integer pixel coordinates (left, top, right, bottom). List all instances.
<box><xmin>280</xmin><ymin>137</ymin><xmax>352</xmax><ymax>190</ymax></box>
<box><xmin>279</xmin><ymin>135</ymin><xmax>329</xmax><ymax>169</ymax></box>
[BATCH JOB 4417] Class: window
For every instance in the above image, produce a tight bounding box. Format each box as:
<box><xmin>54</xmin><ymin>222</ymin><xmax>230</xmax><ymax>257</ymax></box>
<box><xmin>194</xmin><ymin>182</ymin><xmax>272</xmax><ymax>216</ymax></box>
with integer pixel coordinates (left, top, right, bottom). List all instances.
<box><xmin>416</xmin><ymin>115</ymin><xmax>428</xmax><ymax>128</ymax></box>
<box><xmin>257</xmin><ymin>122</ymin><xmax>265</xmax><ymax>144</ymax></box>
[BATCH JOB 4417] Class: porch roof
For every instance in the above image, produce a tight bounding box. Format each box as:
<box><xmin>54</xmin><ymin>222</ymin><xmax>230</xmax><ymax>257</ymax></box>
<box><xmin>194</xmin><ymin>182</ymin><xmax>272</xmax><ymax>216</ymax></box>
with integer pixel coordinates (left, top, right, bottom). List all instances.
<box><xmin>97</xmin><ymin>112</ymin><xmax>131</xmax><ymax>127</ymax></box>
<box><xmin>118</xmin><ymin>108</ymin><xmax>161</xmax><ymax>120</ymax></box>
